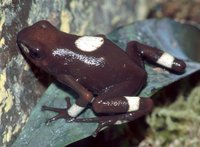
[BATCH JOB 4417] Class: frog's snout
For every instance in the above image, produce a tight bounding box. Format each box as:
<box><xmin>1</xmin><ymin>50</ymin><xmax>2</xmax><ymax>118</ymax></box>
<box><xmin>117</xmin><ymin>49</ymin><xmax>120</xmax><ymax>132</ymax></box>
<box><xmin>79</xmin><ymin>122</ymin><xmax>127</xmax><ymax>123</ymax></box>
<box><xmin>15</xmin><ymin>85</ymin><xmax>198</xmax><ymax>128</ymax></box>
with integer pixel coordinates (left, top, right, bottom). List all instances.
<box><xmin>17</xmin><ymin>32</ymin><xmax>30</xmax><ymax>56</ymax></box>
<box><xmin>17</xmin><ymin>30</ymin><xmax>26</xmax><ymax>50</ymax></box>
<box><xmin>17</xmin><ymin>42</ymin><xmax>30</xmax><ymax>54</ymax></box>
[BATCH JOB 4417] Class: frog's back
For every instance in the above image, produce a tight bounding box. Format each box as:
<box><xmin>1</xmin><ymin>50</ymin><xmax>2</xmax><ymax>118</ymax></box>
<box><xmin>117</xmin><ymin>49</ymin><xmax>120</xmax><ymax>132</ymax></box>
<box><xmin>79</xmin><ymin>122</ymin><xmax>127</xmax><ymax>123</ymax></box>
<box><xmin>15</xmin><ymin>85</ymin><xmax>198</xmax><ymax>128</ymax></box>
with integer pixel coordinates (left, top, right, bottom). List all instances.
<box><xmin>66</xmin><ymin>38</ymin><xmax>146</xmax><ymax>93</ymax></box>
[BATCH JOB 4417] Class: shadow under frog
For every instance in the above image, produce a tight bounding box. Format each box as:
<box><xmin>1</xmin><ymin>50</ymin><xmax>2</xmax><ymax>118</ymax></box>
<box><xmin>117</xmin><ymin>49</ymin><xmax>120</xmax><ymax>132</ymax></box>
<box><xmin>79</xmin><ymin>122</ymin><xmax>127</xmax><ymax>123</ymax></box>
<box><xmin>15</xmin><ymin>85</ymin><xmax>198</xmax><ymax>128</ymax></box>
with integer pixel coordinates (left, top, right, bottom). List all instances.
<box><xmin>17</xmin><ymin>20</ymin><xmax>186</xmax><ymax>137</ymax></box>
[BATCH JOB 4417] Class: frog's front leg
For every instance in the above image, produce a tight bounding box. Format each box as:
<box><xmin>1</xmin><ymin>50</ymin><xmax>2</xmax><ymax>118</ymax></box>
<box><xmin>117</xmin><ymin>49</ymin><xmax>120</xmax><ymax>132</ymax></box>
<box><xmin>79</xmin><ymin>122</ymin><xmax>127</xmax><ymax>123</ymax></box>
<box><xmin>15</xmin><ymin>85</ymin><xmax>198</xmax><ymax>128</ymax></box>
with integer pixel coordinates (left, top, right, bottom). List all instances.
<box><xmin>42</xmin><ymin>75</ymin><xmax>93</xmax><ymax>123</ymax></box>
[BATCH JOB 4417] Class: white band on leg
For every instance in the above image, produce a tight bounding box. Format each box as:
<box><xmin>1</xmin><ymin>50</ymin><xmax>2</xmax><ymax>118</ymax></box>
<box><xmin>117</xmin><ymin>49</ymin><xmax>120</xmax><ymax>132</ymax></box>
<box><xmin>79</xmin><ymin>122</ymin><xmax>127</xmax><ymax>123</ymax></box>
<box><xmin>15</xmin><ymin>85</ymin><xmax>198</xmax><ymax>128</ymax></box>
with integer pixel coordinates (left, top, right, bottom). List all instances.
<box><xmin>157</xmin><ymin>52</ymin><xmax>175</xmax><ymax>68</ymax></box>
<box><xmin>124</xmin><ymin>96</ymin><xmax>140</xmax><ymax>112</ymax></box>
<box><xmin>68</xmin><ymin>104</ymin><xmax>85</xmax><ymax>117</ymax></box>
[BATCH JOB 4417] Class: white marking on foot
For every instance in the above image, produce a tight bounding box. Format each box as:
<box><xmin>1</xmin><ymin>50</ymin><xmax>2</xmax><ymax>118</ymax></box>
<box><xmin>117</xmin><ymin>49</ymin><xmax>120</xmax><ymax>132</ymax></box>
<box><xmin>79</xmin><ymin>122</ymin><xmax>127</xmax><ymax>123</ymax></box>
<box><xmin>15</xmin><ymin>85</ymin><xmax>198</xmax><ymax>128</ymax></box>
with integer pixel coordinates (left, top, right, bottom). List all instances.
<box><xmin>124</xmin><ymin>96</ymin><xmax>140</xmax><ymax>112</ymax></box>
<box><xmin>115</xmin><ymin>120</ymin><xmax>128</xmax><ymax>125</ymax></box>
<box><xmin>75</xmin><ymin>36</ymin><xmax>104</xmax><ymax>52</ymax></box>
<box><xmin>68</xmin><ymin>104</ymin><xmax>85</xmax><ymax>117</ymax></box>
<box><xmin>157</xmin><ymin>52</ymin><xmax>175</xmax><ymax>68</ymax></box>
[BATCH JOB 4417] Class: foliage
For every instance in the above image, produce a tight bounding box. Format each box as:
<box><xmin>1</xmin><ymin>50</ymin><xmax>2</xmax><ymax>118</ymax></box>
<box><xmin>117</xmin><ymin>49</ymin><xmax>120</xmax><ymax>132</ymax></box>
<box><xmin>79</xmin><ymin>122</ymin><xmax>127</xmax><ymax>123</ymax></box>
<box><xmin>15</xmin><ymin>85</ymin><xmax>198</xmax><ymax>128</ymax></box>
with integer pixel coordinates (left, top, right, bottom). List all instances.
<box><xmin>140</xmin><ymin>84</ymin><xmax>200</xmax><ymax>147</ymax></box>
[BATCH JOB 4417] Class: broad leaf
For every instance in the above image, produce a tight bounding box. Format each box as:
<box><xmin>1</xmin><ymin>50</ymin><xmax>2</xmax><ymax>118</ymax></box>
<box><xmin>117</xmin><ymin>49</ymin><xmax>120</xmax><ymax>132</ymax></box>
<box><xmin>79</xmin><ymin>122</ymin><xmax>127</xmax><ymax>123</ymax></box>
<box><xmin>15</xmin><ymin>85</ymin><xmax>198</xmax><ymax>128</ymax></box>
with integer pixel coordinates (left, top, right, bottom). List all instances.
<box><xmin>12</xmin><ymin>19</ymin><xmax>200</xmax><ymax>147</ymax></box>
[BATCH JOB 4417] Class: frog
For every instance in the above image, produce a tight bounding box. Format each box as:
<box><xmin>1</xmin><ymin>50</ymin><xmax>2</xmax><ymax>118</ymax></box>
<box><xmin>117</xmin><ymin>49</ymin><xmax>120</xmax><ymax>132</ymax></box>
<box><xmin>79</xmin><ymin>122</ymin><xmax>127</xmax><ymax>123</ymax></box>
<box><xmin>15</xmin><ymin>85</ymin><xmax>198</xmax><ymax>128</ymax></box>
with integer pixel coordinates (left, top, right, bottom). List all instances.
<box><xmin>17</xmin><ymin>20</ymin><xmax>186</xmax><ymax>137</ymax></box>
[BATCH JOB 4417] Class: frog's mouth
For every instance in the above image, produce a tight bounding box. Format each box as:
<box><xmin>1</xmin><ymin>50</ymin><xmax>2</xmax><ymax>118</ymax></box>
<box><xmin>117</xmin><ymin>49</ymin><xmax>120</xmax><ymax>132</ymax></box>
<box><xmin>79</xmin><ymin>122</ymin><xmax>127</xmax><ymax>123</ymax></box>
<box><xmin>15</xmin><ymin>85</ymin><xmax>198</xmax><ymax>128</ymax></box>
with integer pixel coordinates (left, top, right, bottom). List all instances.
<box><xmin>18</xmin><ymin>42</ymin><xmax>42</xmax><ymax>60</ymax></box>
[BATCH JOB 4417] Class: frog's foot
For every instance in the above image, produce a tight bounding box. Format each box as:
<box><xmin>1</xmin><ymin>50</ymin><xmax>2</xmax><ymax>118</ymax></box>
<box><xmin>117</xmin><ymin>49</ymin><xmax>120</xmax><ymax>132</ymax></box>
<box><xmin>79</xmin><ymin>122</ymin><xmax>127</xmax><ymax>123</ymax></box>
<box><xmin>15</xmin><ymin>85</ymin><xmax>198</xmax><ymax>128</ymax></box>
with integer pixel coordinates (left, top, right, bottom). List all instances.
<box><xmin>71</xmin><ymin>116</ymin><xmax>112</xmax><ymax>137</ymax></box>
<box><xmin>91</xmin><ymin>119</ymin><xmax>117</xmax><ymax>137</ymax></box>
<box><xmin>41</xmin><ymin>97</ymin><xmax>75</xmax><ymax>124</ymax></box>
<box><xmin>74</xmin><ymin>116</ymin><xmax>127</xmax><ymax>137</ymax></box>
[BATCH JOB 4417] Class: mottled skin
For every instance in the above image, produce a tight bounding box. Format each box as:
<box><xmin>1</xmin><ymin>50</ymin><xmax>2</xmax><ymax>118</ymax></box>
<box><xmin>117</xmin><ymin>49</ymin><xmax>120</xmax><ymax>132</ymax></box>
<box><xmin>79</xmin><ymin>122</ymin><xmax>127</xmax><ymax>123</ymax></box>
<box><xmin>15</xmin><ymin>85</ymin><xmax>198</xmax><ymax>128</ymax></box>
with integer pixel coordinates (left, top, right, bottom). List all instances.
<box><xmin>17</xmin><ymin>20</ymin><xmax>186</xmax><ymax>136</ymax></box>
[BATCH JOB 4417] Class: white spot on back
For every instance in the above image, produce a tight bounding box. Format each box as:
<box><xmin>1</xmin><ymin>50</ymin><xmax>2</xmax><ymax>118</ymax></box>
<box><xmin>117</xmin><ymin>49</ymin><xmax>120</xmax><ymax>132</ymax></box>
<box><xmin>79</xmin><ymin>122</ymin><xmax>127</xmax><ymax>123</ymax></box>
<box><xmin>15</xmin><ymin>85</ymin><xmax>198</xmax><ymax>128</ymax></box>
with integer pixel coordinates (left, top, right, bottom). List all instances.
<box><xmin>157</xmin><ymin>52</ymin><xmax>175</xmax><ymax>68</ymax></box>
<box><xmin>75</xmin><ymin>36</ymin><xmax>104</xmax><ymax>52</ymax></box>
<box><xmin>124</xmin><ymin>96</ymin><xmax>140</xmax><ymax>112</ymax></box>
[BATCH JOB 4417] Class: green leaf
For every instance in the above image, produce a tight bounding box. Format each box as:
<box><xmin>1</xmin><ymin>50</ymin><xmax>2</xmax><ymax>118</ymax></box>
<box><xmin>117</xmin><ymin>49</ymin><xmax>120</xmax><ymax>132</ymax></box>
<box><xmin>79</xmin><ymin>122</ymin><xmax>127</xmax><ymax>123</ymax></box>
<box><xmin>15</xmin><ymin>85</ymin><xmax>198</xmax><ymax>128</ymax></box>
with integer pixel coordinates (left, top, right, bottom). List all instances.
<box><xmin>12</xmin><ymin>18</ymin><xmax>200</xmax><ymax>147</ymax></box>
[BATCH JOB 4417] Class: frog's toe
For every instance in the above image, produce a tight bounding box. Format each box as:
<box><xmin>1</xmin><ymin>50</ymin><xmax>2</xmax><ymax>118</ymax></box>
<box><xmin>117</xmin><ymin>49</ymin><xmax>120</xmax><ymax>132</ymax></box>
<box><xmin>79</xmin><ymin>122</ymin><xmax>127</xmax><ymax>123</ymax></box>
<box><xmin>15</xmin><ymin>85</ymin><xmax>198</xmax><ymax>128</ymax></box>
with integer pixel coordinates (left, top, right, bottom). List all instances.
<box><xmin>42</xmin><ymin>97</ymin><xmax>74</xmax><ymax>123</ymax></box>
<box><xmin>65</xmin><ymin>117</ymin><xmax>76</xmax><ymax>123</ymax></box>
<box><xmin>43</xmin><ymin>107</ymin><xmax>75</xmax><ymax>125</ymax></box>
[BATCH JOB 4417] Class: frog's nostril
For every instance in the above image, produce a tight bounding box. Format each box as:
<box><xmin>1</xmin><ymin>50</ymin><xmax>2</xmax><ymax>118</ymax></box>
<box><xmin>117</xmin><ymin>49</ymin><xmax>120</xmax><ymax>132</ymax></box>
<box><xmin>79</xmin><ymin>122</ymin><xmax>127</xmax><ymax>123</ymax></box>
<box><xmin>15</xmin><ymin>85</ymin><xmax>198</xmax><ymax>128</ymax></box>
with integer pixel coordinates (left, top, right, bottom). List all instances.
<box><xmin>41</xmin><ymin>24</ymin><xmax>47</xmax><ymax>29</ymax></box>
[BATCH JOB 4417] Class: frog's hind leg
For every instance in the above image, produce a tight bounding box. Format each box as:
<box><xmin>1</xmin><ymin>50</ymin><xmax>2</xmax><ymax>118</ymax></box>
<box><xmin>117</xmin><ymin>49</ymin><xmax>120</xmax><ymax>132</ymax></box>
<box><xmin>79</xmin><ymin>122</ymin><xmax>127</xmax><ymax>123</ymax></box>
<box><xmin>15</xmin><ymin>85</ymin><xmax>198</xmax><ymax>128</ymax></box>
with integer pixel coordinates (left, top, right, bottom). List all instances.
<box><xmin>126</xmin><ymin>41</ymin><xmax>145</xmax><ymax>68</ymax></box>
<box><xmin>126</xmin><ymin>41</ymin><xmax>186</xmax><ymax>73</ymax></box>
<box><xmin>74</xmin><ymin>81</ymin><xmax>153</xmax><ymax>136</ymax></box>
<box><xmin>80</xmin><ymin>97</ymin><xmax>152</xmax><ymax>137</ymax></box>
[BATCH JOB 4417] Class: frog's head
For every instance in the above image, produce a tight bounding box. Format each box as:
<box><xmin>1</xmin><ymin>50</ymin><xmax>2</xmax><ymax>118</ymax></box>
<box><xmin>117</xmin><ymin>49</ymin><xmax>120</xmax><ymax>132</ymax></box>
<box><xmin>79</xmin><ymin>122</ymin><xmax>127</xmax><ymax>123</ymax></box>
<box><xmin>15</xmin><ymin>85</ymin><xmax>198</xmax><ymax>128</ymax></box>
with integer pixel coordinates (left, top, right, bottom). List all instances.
<box><xmin>17</xmin><ymin>20</ymin><xmax>61</xmax><ymax>74</ymax></box>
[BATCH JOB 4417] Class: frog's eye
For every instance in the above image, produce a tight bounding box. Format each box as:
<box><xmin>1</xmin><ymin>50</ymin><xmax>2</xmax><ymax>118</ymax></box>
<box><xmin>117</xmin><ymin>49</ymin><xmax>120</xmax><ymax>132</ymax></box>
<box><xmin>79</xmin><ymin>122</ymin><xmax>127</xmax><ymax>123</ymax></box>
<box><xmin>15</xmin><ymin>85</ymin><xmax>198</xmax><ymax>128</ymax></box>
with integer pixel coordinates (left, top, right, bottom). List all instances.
<box><xmin>29</xmin><ymin>48</ymin><xmax>42</xmax><ymax>59</ymax></box>
<box><xmin>19</xmin><ymin>43</ymin><xmax>43</xmax><ymax>59</ymax></box>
